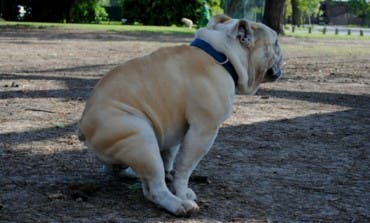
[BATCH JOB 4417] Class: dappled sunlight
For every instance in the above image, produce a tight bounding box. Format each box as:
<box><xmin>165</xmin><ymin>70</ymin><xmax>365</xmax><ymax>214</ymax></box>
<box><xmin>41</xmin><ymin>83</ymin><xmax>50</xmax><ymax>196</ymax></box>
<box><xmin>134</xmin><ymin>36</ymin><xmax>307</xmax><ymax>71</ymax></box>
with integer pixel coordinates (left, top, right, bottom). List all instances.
<box><xmin>226</xmin><ymin>93</ymin><xmax>352</xmax><ymax>126</ymax></box>
<box><xmin>1</xmin><ymin>28</ymin><xmax>369</xmax><ymax>222</ymax></box>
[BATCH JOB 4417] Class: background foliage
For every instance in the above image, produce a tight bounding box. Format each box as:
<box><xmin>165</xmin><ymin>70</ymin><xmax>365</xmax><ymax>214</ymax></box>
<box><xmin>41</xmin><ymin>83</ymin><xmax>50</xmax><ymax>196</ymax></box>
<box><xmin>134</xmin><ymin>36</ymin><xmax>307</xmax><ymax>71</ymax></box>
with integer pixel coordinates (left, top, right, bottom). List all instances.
<box><xmin>348</xmin><ymin>0</ymin><xmax>370</xmax><ymax>25</ymax></box>
<box><xmin>285</xmin><ymin>0</ymin><xmax>321</xmax><ymax>25</ymax></box>
<box><xmin>0</xmin><ymin>0</ymin><xmax>108</xmax><ymax>23</ymax></box>
<box><xmin>121</xmin><ymin>0</ymin><xmax>223</xmax><ymax>26</ymax></box>
<box><xmin>70</xmin><ymin>0</ymin><xmax>108</xmax><ymax>23</ymax></box>
<box><xmin>1</xmin><ymin>0</ymin><xmax>222</xmax><ymax>25</ymax></box>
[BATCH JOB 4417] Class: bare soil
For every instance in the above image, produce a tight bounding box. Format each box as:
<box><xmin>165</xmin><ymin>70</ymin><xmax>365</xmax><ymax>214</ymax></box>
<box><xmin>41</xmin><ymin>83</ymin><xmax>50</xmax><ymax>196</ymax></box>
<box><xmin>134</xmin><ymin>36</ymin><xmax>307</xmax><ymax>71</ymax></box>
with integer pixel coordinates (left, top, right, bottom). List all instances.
<box><xmin>0</xmin><ymin>27</ymin><xmax>369</xmax><ymax>223</ymax></box>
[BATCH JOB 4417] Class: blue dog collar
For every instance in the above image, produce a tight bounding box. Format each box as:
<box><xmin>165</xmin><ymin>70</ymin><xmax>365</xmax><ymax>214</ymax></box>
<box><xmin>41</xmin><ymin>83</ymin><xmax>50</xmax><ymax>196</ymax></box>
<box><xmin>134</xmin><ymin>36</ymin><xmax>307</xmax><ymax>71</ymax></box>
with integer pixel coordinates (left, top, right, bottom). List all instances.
<box><xmin>190</xmin><ymin>38</ymin><xmax>238</xmax><ymax>86</ymax></box>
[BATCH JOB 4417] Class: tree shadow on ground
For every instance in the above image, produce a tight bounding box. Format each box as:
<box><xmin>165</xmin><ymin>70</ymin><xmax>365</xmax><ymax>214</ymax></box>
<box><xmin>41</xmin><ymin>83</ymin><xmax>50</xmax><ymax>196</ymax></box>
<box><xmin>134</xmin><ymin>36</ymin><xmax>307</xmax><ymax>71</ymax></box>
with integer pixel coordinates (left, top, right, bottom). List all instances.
<box><xmin>0</xmin><ymin>73</ymin><xmax>99</xmax><ymax>101</ymax></box>
<box><xmin>1</xmin><ymin>107</ymin><xmax>369</xmax><ymax>222</ymax></box>
<box><xmin>1</xmin><ymin>75</ymin><xmax>369</xmax><ymax>145</ymax></box>
<box><xmin>1</xmin><ymin>81</ymin><xmax>369</xmax><ymax>221</ymax></box>
<box><xmin>257</xmin><ymin>88</ymin><xmax>370</xmax><ymax>109</ymax></box>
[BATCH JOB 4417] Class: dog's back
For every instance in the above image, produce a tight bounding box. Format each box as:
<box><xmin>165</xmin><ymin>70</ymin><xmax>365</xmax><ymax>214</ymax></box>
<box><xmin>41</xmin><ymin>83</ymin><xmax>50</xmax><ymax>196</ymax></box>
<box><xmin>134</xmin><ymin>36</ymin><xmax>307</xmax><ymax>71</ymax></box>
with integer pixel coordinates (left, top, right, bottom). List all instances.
<box><xmin>79</xmin><ymin>44</ymin><xmax>231</xmax><ymax>152</ymax></box>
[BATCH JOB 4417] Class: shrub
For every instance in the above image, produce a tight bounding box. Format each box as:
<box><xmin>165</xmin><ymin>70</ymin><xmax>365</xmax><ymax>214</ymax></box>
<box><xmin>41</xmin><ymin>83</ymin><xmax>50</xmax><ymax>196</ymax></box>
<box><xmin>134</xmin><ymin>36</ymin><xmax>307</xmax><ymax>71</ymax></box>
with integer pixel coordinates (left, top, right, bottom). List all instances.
<box><xmin>348</xmin><ymin>0</ymin><xmax>370</xmax><ymax>26</ymax></box>
<box><xmin>70</xmin><ymin>0</ymin><xmax>108</xmax><ymax>23</ymax></box>
<box><xmin>121</xmin><ymin>0</ymin><xmax>223</xmax><ymax>26</ymax></box>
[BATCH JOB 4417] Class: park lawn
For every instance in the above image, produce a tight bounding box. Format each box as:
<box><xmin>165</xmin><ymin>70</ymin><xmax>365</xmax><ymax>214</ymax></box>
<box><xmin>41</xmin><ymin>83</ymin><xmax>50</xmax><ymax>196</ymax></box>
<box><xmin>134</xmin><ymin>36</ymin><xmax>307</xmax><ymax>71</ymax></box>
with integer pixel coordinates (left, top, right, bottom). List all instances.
<box><xmin>2</xmin><ymin>21</ymin><xmax>370</xmax><ymax>40</ymax></box>
<box><xmin>0</xmin><ymin>21</ymin><xmax>195</xmax><ymax>35</ymax></box>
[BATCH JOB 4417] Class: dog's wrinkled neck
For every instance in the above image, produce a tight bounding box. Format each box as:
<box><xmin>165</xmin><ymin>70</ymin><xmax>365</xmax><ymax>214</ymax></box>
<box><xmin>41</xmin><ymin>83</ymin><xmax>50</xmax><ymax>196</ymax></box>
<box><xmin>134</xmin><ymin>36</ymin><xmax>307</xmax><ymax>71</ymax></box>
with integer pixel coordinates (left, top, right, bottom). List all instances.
<box><xmin>190</xmin><ymin>38</ymin><xmax>238</xmax><ymax>86</ymax></box>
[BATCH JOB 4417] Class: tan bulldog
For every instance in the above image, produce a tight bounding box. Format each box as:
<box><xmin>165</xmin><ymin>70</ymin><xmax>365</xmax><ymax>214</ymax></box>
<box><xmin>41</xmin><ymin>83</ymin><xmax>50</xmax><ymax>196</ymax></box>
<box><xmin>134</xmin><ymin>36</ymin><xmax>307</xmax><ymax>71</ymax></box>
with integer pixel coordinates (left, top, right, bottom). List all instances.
<box><xmin>79</xmin><ymin>14</ymin><xmax>283</xmax><ymax>216</ymax></box>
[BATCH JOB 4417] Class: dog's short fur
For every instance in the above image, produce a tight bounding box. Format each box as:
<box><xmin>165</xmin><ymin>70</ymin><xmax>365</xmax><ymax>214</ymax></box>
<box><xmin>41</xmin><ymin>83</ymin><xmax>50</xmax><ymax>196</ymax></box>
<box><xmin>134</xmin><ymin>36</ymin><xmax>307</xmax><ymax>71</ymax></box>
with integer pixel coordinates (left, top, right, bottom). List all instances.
<box><xmin>181</xmin><ymin>17</ymin><xmax>194</xmax><ymax>28</ymax></box>
<box><xmin>79</xmin><ymin>14</ymin><xmax>283</xmax><ymax>216</ymax></box>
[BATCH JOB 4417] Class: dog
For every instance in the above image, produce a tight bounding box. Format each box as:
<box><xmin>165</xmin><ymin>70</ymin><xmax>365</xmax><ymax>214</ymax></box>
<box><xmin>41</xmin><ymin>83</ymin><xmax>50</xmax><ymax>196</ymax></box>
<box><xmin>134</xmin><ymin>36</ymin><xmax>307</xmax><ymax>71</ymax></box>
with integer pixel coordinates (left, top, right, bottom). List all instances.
<box><xmin>79</xmin><ymin>14</ymin><xmax>283</xmax><ymax>216</ymax></box>
<box><xmin>181</xmin><ymin>17</ymin><xmax>194</xmax><ymax>28</ymax></box>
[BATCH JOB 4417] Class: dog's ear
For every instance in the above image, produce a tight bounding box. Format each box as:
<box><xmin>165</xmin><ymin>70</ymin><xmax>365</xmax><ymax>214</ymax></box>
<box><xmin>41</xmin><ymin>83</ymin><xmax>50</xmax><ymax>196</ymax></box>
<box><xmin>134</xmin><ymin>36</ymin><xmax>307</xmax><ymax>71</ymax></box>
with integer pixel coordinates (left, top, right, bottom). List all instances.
<box><xmin>231</xmin><ymin>19</ymin><xmax>254</xmax><ymax>47</ymax></box>
<box><xmin>207</xmin><ymin>14</ymin><xmax>232</xmax><ymax>29</ymax></box>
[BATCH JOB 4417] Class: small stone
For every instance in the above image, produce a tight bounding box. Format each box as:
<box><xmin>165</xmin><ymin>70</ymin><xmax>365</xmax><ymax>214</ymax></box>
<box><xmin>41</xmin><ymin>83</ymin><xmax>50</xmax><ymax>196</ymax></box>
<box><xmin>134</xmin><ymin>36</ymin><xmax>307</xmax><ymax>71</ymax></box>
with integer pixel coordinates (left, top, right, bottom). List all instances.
<box><xmin>10</xmin><ymin>82</ymin><xmax>19</xmax><ymax>88</ymax></box>
<box><xmin>47</xmin><ymin>193</ymin><xmax>64</xmax><ymax>200</ymax></box>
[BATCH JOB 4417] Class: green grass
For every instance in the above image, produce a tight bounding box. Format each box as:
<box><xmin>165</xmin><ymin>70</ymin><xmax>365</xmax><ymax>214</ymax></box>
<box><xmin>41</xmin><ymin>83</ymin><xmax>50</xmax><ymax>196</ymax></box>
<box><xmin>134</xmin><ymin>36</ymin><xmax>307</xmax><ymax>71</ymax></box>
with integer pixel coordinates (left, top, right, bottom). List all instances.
<box><xmin>0</xmin><ymin>21</ymin><xmax>195</xmax><ymax>35</ymax></box>
<box><xmin>1</xmin><ymin>20</ymin><xmax>370</xmax><ymax>40</ymax></box>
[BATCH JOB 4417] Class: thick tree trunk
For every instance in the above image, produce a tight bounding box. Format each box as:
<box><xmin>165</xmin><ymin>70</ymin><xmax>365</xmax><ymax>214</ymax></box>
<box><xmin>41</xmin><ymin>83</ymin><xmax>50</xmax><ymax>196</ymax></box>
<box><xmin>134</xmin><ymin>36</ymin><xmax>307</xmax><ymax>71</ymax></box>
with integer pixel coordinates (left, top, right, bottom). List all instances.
<box><xmin>0</xmin><ymin>0</ymin><xmax>3</xmax><ymax>18</ymax></box>
<box><xmin>291</xmin><ymin>0</ymin><xmax>301</xmax><ymax>26</ymax></box>
<box><xmin>263</xmin><ymin>0</ymin><xmax>287</xmax><ymax>35</ymax></box>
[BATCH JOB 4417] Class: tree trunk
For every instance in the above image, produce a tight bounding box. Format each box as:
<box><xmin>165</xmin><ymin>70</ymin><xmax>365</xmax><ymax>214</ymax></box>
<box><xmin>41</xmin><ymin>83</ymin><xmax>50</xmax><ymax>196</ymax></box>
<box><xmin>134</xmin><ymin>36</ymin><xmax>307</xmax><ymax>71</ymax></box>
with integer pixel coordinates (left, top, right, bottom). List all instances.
<box><xmin>224</xmin><ymin>0</ymin><xmax>243</xmax><ymax>18</ymax></box>
<box><xmin>291</xmin><ymin>0</ymin><xmax>301</xmax><ymax>26</ymax></box>
<box><xmin>0</xmin><ymin>0</ymin><xmax>3</xmax><ymax>18</ymax></box>
<box><xmin>263</xmin><ymin>0</ymin><xmax>287</xmax><ymax>35</ymax></box>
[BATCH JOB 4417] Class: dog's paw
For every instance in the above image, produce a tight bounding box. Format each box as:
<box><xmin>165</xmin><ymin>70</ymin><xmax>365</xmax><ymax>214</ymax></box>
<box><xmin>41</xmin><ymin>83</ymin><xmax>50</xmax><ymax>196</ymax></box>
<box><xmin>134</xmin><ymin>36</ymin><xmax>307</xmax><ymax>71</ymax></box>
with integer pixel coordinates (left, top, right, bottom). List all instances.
<box><xmin>174</xmin><ymin>200</ymin><xmax>199</xmax><ymax>217</ymax></box>
<box><xmin>173</xmin><ymin>187</ymin><xmax>197</xmax><ymax>201</ymax></box>
<box><xmin>121</xmin><ymin>167</ymin><xmax>138</xmax><ymax>178</ymax></box>
<box><xmin>185</xmin><ymin>188</ymin><xmax>197</xmax><ymax>201</ymax></box>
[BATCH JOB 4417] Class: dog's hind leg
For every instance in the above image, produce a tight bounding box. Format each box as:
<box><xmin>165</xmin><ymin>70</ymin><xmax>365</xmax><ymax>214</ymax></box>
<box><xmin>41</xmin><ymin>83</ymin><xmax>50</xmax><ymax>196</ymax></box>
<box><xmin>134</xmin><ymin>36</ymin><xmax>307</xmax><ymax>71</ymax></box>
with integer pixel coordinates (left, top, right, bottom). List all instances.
<box><xmin>102</xmin><ymin>119</ymin><xmax>198</xmax><ymax>216</ymax></box>
<box><xmin>161</xmin><ymin>144</ymin><xmax>180</xmax><ymax>181</ymax></box>
<box><xmin>101</xmin><ymin>163</ymin><xmax>127</xmax><ymax>174</ymax></box>
<box><xmin>171</xmin><ymin>125</ymin><xmax>219</xmax><ymax>201</ymax></box>
<box><xmin>101</xmin><ymin>164</ymin><xmax>138</xmax><ymax>178</ymax></box>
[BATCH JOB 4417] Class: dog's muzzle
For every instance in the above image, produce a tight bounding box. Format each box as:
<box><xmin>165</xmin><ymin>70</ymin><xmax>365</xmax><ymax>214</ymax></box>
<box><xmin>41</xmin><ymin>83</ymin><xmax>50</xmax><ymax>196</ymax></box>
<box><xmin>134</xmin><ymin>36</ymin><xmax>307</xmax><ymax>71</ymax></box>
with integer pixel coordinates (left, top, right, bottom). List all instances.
<box><xmin>265</xmin><ymin>65</ymin><xmax>282</xmax><ymax>82</ymax></box>
<box><xmin>264</xmin><ymin>57</ymin><xmax>282</xmax><ymax>82</ymax></box>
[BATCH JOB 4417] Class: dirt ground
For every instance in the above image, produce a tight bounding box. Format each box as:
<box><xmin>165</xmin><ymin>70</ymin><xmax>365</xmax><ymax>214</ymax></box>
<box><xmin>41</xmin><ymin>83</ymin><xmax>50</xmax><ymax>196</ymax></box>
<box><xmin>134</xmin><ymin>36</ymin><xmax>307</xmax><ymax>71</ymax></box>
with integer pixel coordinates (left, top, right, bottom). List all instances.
<box><xmin>0</xmin><ymin>27</ymin><xmax>369</xmax><ymax>223</ymax></box>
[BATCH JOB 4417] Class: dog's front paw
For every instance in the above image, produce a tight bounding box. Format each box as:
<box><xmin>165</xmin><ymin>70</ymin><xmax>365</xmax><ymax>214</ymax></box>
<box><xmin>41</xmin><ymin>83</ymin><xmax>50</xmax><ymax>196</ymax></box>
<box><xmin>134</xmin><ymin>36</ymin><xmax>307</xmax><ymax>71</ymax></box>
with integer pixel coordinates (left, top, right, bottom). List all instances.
<box><xmin>185</xmin><ymin>188</ymin><xmax>197</xmax><ymax>201</ymax></box>
<box><xmin>172</xmin><ymin>187</ymin><xmax>197</xmax><ymax>201</ymax></box>
<box><xmin>174</xmin><ymin>200</ymin><xmax>199</xmax><ymax>216</ymax></box>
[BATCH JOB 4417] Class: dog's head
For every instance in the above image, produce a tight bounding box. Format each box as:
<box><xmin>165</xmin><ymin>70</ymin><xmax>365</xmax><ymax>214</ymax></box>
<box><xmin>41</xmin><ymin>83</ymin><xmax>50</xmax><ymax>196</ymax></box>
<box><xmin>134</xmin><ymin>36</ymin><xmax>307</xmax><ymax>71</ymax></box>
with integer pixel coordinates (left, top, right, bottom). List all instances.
<box><xmin>195</xmin><ymin>14</ymin><xmax>283</xmax><ymax>94</ymax></box>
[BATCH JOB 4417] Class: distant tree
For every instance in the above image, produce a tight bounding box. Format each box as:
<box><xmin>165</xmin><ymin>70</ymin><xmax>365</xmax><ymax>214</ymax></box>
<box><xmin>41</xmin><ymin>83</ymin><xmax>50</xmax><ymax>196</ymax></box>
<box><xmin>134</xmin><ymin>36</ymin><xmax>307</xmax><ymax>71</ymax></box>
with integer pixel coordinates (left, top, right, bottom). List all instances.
<box><xmin>287</xmin><ymin>0</ymin><xmax>321</xmax><ymax>26</ymax></box>
<box><xmin>285</xmin><ymin>0</ymin><xmax>292</xmax><ymax>20</ymax></box>
<box><xmin>121</xmin><ymin>0</ymin><xmax>222</xmax><ymax>26</ymax></box>
<box><xmin>348</xmin><ymin>0</ymin><xmax>370</xmax><ymax>26</ymax></box>
<box><xmin>291</xmin><ymin>0</ymin><xmax>301</xmax><ymax>26</ymax></box>
<box><xmin>224</xmin><ymin>0</ymin><xmax>242</xmax><ymax>17</ymax></box>
<box><xmin>297</xmin><ymin>0</ymin><xmax>321</xmax><ymax>25</ymax></box>
<box><xmin>69</xmin><ymin>0</ymin><xmax>108</xmax><ymax>23</ymax></box>
<box><xmin>204</xmin><ymin>0</ymin><xmax>224</xmax><ymax>15</ymax></box>
<box><xmin>1</xmin><ymin>0</ymin><xmax>75</xmax><ymax>22</ymax></box>
<box><xmin>121</xmin><ymin>0</ymin><xmax>194</xmax><ymax>25</ymax></box>
<box><xmin>224</xmin><ymin>0</ymin><xmax>264</xmax><ymax>21</ymax></box>
<box><xmin>263</xmin><ymin>0</ymin><xmax>287</xmax><ymax>35</ymax></box>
